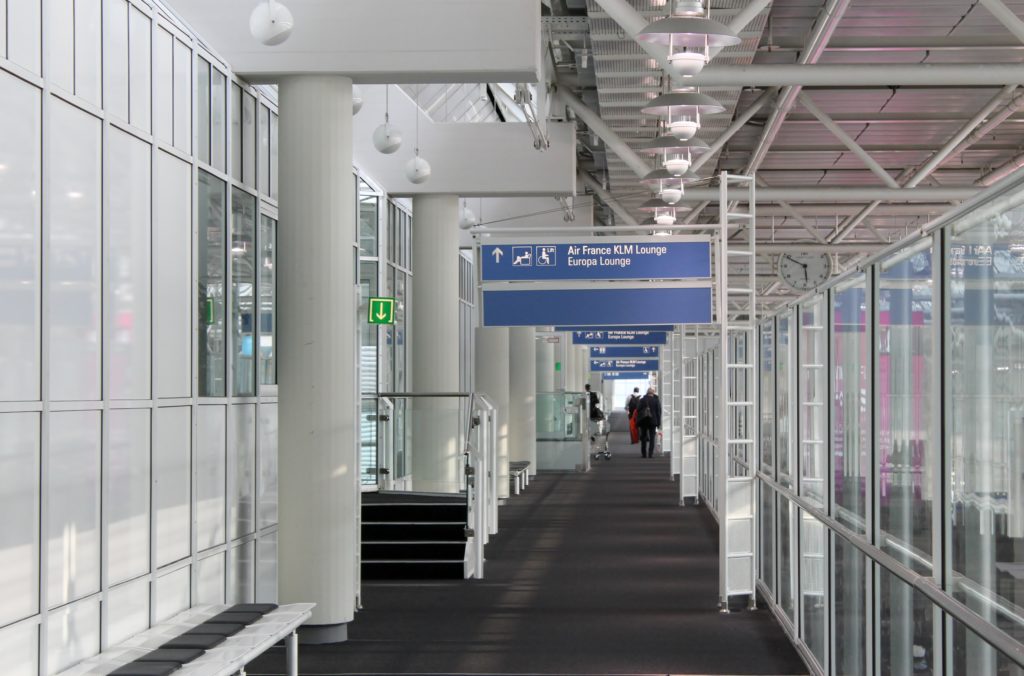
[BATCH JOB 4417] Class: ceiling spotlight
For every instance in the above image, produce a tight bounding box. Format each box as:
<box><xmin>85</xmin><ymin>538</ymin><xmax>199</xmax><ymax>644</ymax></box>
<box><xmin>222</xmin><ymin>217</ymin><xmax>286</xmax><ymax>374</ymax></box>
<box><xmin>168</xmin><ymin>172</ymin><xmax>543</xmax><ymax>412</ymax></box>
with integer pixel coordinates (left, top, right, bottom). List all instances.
<box><xmin>405</xmin><ymin>155</ymin><xmax>431</xmax><ymax>184</ymax></box>
<box><xmin>249</xmin><ymin>0</ymin><xmax>294</xmax><ymax>46</ymax></box>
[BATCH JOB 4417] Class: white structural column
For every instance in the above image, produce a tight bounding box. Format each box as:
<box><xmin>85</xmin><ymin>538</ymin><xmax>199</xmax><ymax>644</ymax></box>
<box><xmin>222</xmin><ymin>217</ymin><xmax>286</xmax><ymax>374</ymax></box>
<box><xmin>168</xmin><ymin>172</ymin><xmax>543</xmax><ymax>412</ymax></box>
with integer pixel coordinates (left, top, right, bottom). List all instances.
<box><xmin>509</xmin><ymin>327</ymin><xmax>537</xmax><ymax>476</ymax></box>
<box><xmin>562</xmin><ymin>336</ymin><xmax>576</xmax><ymax>392</ymax></box>
<box><xmin>536</xmin><ymin>337</ymin><xmax>555</xmax><ymax>392</ymax></box>
<box><xmin>411</xmin><ymin>194</ymin><xmax>462</xmax><ymax>492</ymax></box>
<box><xmin>476</xmin><ymin>328</ymin><xmax>511</xmax><ymax>498</ymax></box>
<box><xmin>277</xmin><ymin>75</ymin><xmax>357</xmax><ymax>643</ymax></box>
<box><xmin>577</xmin><ymin>346</ymin><xmax>590</xmax><ymax>391</ymax></box>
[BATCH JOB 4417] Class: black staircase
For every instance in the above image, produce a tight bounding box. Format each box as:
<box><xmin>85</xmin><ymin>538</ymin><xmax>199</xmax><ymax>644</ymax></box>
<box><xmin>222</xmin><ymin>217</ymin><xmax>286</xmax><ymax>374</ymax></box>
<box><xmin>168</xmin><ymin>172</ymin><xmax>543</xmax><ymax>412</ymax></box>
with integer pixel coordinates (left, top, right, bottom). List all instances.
<box><xmin>361</xmin><ymin>492</ymin><xmax>469</xmax><ymax>580</ymax></box>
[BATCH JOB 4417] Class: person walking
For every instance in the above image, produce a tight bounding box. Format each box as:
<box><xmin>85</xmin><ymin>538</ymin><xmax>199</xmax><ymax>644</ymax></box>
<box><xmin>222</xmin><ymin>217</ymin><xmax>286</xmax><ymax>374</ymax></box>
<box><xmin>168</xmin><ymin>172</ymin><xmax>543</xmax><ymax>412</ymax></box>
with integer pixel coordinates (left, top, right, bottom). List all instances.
<box><xmin>626</xmin><ymin>387</ymin><xmax>641</xmax><ymax>444</ymax></box>
<box><xmin>635</xmin><ymin>387</ymin><xmax>662</xmax><ymax>458</ymax></box>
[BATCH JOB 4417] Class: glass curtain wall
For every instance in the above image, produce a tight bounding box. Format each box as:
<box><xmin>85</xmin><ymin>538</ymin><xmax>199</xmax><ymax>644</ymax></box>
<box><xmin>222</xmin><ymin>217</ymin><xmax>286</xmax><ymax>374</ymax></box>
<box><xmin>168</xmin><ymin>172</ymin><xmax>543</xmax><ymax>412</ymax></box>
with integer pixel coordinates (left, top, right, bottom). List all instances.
<box><xmin>359</xmin><ymin>178</ymin><xmax>381</xmax><ymax>487</ymax></box>
<box><xmin>754</xmin><ymin>174</ymin><xmax>1024</xmax><ymax>675</ymax></box>
<box><xmin>0</xmin><ymin>4</ymin><xmax>281</xmax><ymax>672</ymax></box>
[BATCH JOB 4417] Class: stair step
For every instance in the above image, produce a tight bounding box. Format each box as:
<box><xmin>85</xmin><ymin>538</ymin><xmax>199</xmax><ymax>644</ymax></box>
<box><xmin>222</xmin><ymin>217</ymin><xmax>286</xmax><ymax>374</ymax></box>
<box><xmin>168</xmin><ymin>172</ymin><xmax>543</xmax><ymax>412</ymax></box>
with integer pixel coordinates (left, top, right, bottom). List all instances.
<box><xmin>364</xmin><ymin>523</ymin><xmax>468</xmax><ymax>542</ymax></box>
<box><xmin>363</xmin><ymin>542</ymin><xmax>466</xmax><ymax>560</ymax></box>
<box><xmin>362</xmin><ymin>503</ymin><xmax>467</xmax><ymax>522</ymax></box>
<box><xmin>362</xmin><ymin>560</ymin><xmax>464</xmax><ymax>581</ymax></box>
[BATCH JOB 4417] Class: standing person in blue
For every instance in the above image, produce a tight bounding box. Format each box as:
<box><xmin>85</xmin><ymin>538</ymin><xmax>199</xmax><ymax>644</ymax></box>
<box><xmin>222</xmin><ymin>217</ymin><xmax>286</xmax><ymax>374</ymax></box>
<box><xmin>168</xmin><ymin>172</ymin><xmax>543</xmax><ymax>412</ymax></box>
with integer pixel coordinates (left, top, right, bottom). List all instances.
<box><xmin>635</xmin><ymin>387</ymin><xmax>662</xmax><ymax>458</ymax></box>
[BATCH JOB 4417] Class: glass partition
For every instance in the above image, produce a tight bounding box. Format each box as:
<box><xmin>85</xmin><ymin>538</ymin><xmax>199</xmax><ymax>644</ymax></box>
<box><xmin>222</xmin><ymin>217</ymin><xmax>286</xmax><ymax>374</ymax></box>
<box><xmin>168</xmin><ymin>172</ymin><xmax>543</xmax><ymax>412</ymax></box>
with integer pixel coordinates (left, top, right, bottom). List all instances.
<box><xmin>948</xmin><ymin>200</ymin><xmax>1024</xmax><ymax>651</ymax></box>
<box><xmin>536</xmin><ymin>392</ymin><xmax>584</xmax><ymax>441</ymax></box>
<box><xmin>198</xmin><ymin>171</ymin><xmax>226</xmax><ymax>397</ymax></box>
<box><xmin>777</xmin><ymin>312</ymin><xmax>794</xmax><ymax>488</ymax></box>
<box><xmin>258</xmin><ymin>214</ymin><xmax>276</xmax><ymax>386</ymax></box>
<box><xmin>231</xmin><ymin>188</ymin><xmax>256</xmax><ymax>396</ymax></box>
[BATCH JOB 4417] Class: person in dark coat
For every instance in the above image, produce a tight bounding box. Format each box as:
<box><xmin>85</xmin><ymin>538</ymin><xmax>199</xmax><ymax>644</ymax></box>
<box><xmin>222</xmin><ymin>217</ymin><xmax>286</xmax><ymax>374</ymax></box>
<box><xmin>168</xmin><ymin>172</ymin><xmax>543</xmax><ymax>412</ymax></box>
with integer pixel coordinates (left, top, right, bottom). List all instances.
<box><xmin>635</xmin><ymin>387</ymin><xmax>662</xmax><ymax>458</ymax></box>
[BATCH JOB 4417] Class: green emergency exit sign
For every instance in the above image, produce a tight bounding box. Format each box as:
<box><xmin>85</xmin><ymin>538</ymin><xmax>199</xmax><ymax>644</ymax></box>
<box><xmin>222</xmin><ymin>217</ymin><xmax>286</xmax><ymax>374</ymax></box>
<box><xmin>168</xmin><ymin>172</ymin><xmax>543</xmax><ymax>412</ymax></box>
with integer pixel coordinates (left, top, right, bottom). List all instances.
<box><xmin>368</xmin><ymin>297</ymin><xmax>396</xmax><ymax>325</ymax></box>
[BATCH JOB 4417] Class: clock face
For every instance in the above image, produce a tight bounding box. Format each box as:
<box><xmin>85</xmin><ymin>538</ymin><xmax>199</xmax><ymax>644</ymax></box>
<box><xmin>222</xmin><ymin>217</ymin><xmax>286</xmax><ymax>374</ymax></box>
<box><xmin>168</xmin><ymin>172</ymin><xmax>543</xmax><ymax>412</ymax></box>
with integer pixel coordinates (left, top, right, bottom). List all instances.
<box><xmin>778</xmin><ymin>253</ymin><xmax>833</xmax><ymax>291</ymax></box>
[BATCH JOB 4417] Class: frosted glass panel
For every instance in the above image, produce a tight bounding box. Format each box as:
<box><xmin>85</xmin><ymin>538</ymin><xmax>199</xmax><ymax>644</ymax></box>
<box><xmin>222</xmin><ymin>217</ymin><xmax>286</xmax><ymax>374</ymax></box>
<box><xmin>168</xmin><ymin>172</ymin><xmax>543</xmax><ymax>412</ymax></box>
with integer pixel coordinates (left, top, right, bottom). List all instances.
<box><xmin>7</xmin><ymin>0</ymin><xmax>41</xmax><ymax>74</ymax></box>
<box><xmin>255</xmin><ymin>533</ymin><xmax>277</xmax><ymax>603</ymax></box>
<box><xmin>258</xmin><ymin>404</ymin><xmax>279</xmax><ymax>527</ymax></box>
<box><xmin>0</xmin><ymin>73</ymin><xmax>41</xmax><ymax>401</ymax></box>
<box><xmin>172</xmin><ymin>39</ymin><xmax>191</xmax><ymax>153</ymax></box>
<box><xmin>154</xmin><ymin>151</ymin><xmax>192</xmax><ymax>398</ymax></box>
<box><xmin>104</xmin><ymin>0</ymin><xmax>129</xmax><ymax>121</ymax></box>
<box><xmin>128</xmin><ymin>6</ymin><xmax>151</xmax><ymax>131</ymax></box>
<box><xmin>196</xmin><ymin>552</ymin><xmax>225</xmax><ymax>604</ymax></box>
<box><xmin>46</xmin><ymin>0</ymin><xmax>74</xmax><ymax>93</ymax></box>
<box><xmin>231</xmin><ymin>405</ymin><xmax>256</xmax><ymax>539</ymax></box>
<box><xmin>47</xmin><ymin>596</ymin><xmax>99</xmax><ymax>674</ymax></box>
<box><xmin>154</xmin><ymin>566</ymin><xmax>189</xmax><ymax>622</ymax></box>
<box><xmin>153</xmin><ymin>28</ymin><xmax>173</xmax><ymax>144</ymax></box>
<box><xmin>211</xmin><ymin>69</ymin><xmax>227</xmax><ymax>171</ymax></box>
<box><xmin>0</xmin><ymin>413</ymin><xmax>40</xmax><ymax>626</ymax></box>
<box><xmin>74</xmin><ymin>0</ymin><xmax>102</xmax><ymax>106</ymax></box>
<box><xmin>107</xmin><ymin>128</ymin><xmax>152</xmax><ymax>399</ymax></box>
<box><xmin>106</xmin><ymin>409</ymin><xmax>150</xmax><ymax>585</ymax></box>
<box><xmin>0</xmin><ymin>621</ymin><xmax>38</xmax><ymax>676</ymax></box>
<box><xmin>227</xmin><ymin>541</ymin><xmax>254</xmax><ymax>604</ymax></box>
<box><xmin>242</xmin><ymin>92</ymin><xmax>256</xmax><ymax>187</ymax></box>
<box><xmin>47</xmin><ymin>411</ymin><xmax>101</xmax><ymax>607</ymax></box>
<box><xmin>154</xmin><ymin>407</ymin><xmax>190</xmax><ymax>566</ymax></box>
<box><xmin>48</xmin><ymin>99</ymin><xmax>101</xmax><ymax>401</ymax></box>
<box><xmin>196</xmin><ymin>405</ymin><xmax>226</xmax><ymax>550</ymax></box>
<box><xmin>258</xmin><ymin>104</ymin><xmax>269</xmax><ymax>195</ymax></box>
<box><xmin>196</xmin><ymin>58</ymin><xmax>210</xmax><ymax>165</ymax></box>
<box><xmin>106</xmin><ymin>578</ymin><xmax>149</xmax><ymax>646</ymax></box>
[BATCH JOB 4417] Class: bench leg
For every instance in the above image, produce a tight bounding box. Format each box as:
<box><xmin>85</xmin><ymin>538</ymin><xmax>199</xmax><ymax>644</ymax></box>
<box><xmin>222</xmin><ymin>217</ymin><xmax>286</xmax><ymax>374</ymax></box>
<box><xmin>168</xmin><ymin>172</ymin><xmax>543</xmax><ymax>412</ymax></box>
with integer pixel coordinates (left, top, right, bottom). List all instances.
<box><xmin>286</xmin><ymin>630</ymin><xmax>299</xmax><ymax>676</ymax></box>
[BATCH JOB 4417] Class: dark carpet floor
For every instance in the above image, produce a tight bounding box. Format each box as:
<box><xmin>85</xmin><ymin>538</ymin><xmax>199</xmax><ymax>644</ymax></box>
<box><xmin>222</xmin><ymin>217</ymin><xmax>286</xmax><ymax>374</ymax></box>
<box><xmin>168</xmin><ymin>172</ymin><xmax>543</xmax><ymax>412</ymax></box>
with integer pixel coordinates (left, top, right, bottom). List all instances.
<box><xmin>249</xmin><ymin>413</ymin><xmax>807</xmax><ymax>675</ymax></box>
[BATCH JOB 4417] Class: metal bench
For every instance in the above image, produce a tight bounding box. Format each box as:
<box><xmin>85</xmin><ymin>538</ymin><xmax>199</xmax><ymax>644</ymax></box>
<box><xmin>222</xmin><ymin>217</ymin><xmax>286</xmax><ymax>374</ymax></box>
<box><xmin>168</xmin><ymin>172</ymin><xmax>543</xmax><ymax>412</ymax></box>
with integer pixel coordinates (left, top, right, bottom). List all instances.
<box><xmin>57</xmin><ymin>603</ymin><xmax>314</xmax><ymax>676</ymax></box>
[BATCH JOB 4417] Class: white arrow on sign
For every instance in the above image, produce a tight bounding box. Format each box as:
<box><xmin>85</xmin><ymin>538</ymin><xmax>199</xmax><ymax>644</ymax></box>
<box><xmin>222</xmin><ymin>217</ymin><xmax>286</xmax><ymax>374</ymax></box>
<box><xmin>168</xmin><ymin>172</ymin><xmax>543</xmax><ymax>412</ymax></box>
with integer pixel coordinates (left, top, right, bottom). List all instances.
<box><xmin>492</xmin><ymin>247</ymin><xmax>504</xmax><ymax>263</ymax></box>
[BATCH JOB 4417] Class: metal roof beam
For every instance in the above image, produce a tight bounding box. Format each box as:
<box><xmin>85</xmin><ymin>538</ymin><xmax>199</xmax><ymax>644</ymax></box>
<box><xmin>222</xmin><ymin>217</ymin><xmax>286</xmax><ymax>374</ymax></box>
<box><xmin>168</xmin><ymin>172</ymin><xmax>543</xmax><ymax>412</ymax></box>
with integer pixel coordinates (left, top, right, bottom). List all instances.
<box><xmin>762</xmin><ymin>35</ymin><xmax>1024</xmax><ymax>51</ymax></box>
<box><xmin>578</xmin><ymin>170</ymin><xmax>639</xmax><ymax>226</ymax></box>
<box><xmin>979</xmin><ymin>0</ymin><xmax>1024</xmax><ymax>46</ymax></box>
<box><xmin>683</xmin><ymin>64</ymin><xmax>1024</xmax><ymax>88</ymax></box>
<box><xmin>796</xmin><ymin>92</ymin><xmax>900</xmax><ymax>189</ymax></box>
<box><xmin>673</xmin><ymin>187</ymin><xmax>978</xmax><ymax>202</ymax></box>
<box><xmin>556</xmin><ymin>86</ymin><xmax>651</xmax><ymax>178</ymax></box>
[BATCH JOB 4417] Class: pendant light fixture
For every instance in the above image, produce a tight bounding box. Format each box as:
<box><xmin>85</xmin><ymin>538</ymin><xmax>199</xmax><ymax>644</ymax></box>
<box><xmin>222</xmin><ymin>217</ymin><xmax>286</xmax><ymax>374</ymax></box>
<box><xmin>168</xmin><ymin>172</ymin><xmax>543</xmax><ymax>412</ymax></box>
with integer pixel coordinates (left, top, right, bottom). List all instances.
<box><xmin>639</xmin><ymin>197</ymin><xmax>690</xmax><ymax>226</ymax></box>
<box><xmin>405</xmin><ymin>85</ymin><xmax>431</xmax><ymax>184</ymax></box>
<box><xmin>641</xmin><ymin>91</ymin><xmax>724</xmax><ymax>140</ymax></box>
<box><xmin>459</xmin><ymin>199</ymin><xmax>479</xmax><ymax>229</ymax></box>
<box><xmin>638</xmin><ymin>135</ymin><xmax>710</xmax><ymax>177</ymax></box>
<box><xmin>638</xmin><ymin>0</ymin><xmax>740</xmax><ymax>78</ymax></box>
<box><xmin>352</xmin><ymin>85</ymin><xmax>363</xmax><ymax>115</ymax></box>
<box><xmin>249</xmin><ymin>0</ymin><xmax>294</xmax><ymax>46</ymax></box>
<box><xmin>372</xmin><ymin>85</ymin><xmax>403</xmax><ymax>154</ymax></box>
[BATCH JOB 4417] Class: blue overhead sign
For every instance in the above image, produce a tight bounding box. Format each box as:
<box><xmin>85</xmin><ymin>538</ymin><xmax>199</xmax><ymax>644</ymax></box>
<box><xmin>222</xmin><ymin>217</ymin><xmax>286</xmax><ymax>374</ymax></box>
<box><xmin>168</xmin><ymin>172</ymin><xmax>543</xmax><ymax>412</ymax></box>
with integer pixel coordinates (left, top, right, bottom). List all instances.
<box><xmin>600</xmin><ymin>371</ymin><xmax>653</xmax><ymax>380</ymax></box>
<box><xmin>555</xmin><ymin>325</ymin><xmax>673</xmax><ymax>332</ymax></box>
<box><xmin>480</xmin><ymin>237</ymin><xmax>711</xmax><ymax>282</ymax></box>
<box><xmin>481</xmin><ymin>287</ymin><xmax>712</xmax><ymax>327</ymax></box>
<box><xmin>590</xmin><ymin>358</ymin><xmax>659</xmax><ymax>372</ymax></box>
<box><xmin>590</xmin><ymin>346</ymin><xmax>659</xmax><ymax>358</ymax></box>
<box><xmin>572</xmin><ymin>330</ymin><xmax>669</xmax><ymax>345</ymax></box>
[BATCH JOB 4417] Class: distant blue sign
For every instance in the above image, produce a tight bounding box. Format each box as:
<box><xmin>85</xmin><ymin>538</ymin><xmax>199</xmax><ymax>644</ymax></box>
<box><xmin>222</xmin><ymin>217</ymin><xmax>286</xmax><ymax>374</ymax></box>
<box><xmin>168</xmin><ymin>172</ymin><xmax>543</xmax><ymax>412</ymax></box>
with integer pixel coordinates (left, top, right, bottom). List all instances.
<box><xmin>481</xmin><ymin>287</ymin><xmax>712</xmax><ymax>327</ymax></box>
<box><xmin>590</xmin><ymin>346</ymin><xmax>659</xmax><ymax>358</ymax></box>
<box><xmin>555</xmin><ymin>325</ymin><xmax>673</xmax><ymax>332</ymax></box>
<box><xmin>590</xmin><ymin>358</ymin><xmax>659</xmax><ymax>372</ymax></box>
<box><xmin>481</xmin><ymin>239</ymin><xmax>711</xmax><ymax>282</ymax></box>
<box><xmin>573</xmin><ymin>331</ymin><xmax>669</xmax><ymax>346</ymax></box>
<box><xmin>600</xmin><ymin>371</ymin><xmax>653</xmax><ymax>380</ymax></box>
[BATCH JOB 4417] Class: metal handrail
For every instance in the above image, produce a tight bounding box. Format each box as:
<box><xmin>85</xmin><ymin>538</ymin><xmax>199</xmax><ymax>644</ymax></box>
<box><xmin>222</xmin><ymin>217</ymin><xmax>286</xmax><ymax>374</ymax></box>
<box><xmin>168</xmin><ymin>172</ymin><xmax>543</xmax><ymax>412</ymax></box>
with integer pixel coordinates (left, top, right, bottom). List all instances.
<box><xmin>758</xmin><ymin>471</ymin><xmax>1024</xmax><ymax>669</ymax></box>
<box><xmin>376</xmin><ymin>392</ymin><xmax>472</xmax><ymax>398</ymax></box>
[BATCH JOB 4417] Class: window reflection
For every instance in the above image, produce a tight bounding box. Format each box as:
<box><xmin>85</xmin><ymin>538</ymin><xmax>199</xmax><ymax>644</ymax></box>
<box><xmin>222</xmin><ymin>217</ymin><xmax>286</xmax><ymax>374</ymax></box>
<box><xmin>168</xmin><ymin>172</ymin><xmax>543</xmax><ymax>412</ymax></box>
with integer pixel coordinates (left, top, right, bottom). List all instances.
<box><xmin>231</xmin><ymin>188</ymin><xmax>256</xmax><ymax>396</ymax></box>
<box><xmin>833</xmin><ymin>276</ymin><xmax>870</xmax><ymax>532</ymax></box>
<box><xmin>949</xmin><ymin>206</ymin><xmax>1024</xmax><ymax>651</ymax></box>
<box><xmin>258</xmin><ymin>215</ymin><xmax>276</xmax><ymax>386</ymax></box>
<box><xmin>198</xmin><ymin>171</ymin><xmax>226</xmax><ymax>397</ymax></box>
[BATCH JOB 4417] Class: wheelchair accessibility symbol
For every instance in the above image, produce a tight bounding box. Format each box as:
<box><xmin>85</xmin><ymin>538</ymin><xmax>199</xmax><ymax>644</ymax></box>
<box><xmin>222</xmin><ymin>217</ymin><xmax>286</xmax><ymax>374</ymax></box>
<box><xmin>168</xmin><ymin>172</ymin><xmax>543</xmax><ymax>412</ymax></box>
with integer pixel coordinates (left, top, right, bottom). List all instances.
<box><xmin>512</xmin><ymin>246</ymin><xmax>532</xmax><ymax>266</ymax></box>
<box><xmin>536</xmin><ymin>246</ymin><xmax>557</xmax><ymax>266</ymax></box>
